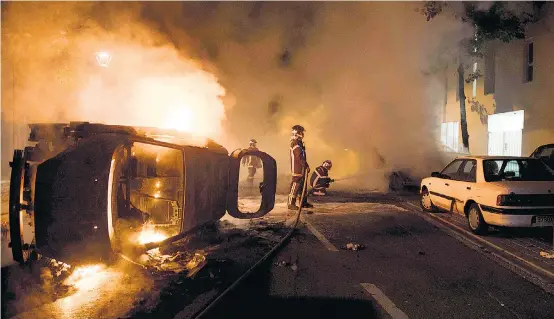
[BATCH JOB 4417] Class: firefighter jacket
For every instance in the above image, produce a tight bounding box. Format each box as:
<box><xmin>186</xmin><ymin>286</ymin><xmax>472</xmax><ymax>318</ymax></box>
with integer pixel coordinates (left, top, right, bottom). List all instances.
<box><xmin>241</xmin><ymin>146</ymin><xmax>263</xmax><ymax>168</ymax></box>
<box><xmin>290</xmin><ymin>138</ymin><xmax>308</xmax><ymax>178</ymax></box>
<box><xmin>310</xmin><ymin>165</ymin><xmax>331</xmax><ymax>188</ymax></box>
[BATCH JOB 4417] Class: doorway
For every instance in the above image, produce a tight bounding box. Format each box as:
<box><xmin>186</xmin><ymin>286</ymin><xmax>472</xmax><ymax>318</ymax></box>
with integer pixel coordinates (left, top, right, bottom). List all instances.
<box><xmin>488</xmin><ymin>110</ymin><xmax>524</xmax><ymax>156</ymax></box>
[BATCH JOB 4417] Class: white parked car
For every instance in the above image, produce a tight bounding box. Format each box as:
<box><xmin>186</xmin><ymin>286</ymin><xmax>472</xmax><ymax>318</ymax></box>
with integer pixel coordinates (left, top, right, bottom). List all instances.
<box><xmin>420</xmin><ymin>156</ymin><xmax>554</xmax><ymax>235</ymax></box>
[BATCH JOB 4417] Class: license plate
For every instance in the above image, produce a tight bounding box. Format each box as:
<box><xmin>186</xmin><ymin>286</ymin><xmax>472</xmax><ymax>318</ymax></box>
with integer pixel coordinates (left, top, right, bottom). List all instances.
<box><xmin>534</xmin><ymin>215</ymin><xmax>554</xmax><ymax>226</ymax></box>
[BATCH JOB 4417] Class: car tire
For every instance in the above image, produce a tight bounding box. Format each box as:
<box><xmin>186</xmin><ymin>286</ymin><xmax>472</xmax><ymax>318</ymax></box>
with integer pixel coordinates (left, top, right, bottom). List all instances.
<box><xmin>467</xmin><ymin>203</ymin><xmax>488</xmax><ymax>235</ymax></box>
<box><xmin>420</xmin><ymin>188</ymin><xmax>437</xmax><ymax>212</ymax></box>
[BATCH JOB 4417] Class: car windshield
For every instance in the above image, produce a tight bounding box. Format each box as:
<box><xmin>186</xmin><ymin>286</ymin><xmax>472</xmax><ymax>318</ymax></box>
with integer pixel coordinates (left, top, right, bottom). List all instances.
<box><xmin>483</xmin><ymin>159</ymin><xmax>554</xmax><ymax>182</ymax></box>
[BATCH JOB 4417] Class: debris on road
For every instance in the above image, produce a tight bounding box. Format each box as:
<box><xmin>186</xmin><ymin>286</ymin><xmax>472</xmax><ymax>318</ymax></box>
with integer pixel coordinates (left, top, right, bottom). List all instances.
<box><xmin>274</xmin><ymin>260</ymin><xmax>298</xmax><ymax>271</ymax></box>
<box><xmin>274</xmin><ymin>260</ymin><xmax>290</xmax><ymax>267</ymax></box>
<box><xmin>418</xmin><ymin>250</ymin><xmax>426</xmax><ymax>255</ymax></box>
<box><xmin>342</xmin><ymin>243</ymin><xmax>366</xmax><ymax>251</ymax></box>
<box><xmin>540</xmin><ymin>251</ymin><xmax>554</xmax><ymax>259</ymax></box>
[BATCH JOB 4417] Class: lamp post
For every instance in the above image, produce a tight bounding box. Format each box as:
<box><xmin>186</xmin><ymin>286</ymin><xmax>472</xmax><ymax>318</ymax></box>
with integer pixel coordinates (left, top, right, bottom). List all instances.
<box><xmin>95</xmin><ymin>51</ymin><xmax>112</xmax><ymax>68</ymax></box>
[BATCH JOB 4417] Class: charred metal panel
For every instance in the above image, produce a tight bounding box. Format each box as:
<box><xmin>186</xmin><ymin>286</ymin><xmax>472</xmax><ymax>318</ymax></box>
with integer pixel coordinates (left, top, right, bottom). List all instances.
<box><xmin>34</xmin><ymin>134</ymin><xmax>127</xmax><ymax>264</ymax></box>
<box><xmin>181</xmin><ymin>146</ymin><xmax>230</xmax><ymax>233</ymax></box>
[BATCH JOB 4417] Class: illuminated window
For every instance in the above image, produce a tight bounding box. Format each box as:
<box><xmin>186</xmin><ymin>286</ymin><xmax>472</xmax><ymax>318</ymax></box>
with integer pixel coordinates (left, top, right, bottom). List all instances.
<box><xmin>441</xmin><ymin>122</ymin><xmax>459</xmax><ymax>153</ymax></box>
<box><xmin>524</xmin><ymin>42</ymin><xmax>533</xmax><ymax>82</ymax></box>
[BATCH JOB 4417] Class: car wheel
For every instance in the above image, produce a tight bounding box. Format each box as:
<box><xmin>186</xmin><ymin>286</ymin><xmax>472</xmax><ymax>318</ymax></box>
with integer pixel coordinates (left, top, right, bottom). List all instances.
<box><xmin>467</xmin><ymin>203</ymin><xmax>488</xmax><ymax>235</ymax></box>
<box><xmin>420</xmin><ymin>188</ymin><xmax>437</xmax><ymax>212</ymax></box>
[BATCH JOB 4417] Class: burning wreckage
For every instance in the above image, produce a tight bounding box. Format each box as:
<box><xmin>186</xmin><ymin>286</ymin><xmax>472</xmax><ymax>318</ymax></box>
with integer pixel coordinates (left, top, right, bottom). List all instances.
<box><xmin>9</xmin><ymin>122</ymin><xmax>277</xmax><ymax>266</ymax></box>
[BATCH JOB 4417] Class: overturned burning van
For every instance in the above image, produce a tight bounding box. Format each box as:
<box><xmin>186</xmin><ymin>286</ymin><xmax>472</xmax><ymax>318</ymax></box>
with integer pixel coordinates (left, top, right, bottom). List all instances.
<box><xmin>9</xmin><ymin>122</ymin><xmax>276</xmax><ymax>265</ymax></box>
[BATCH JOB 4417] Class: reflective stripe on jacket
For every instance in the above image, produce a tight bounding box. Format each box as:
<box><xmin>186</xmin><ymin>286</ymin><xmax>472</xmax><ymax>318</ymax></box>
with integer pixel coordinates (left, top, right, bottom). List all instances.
<box><xmin>310</xmin><ymin>165</ymin><xmax>331</xmax><ymax>188</ymax></box>
<box><xmin>290</xmin><ymin>138</ymin><xmax>307</xmax><ymax>176</ymax></box>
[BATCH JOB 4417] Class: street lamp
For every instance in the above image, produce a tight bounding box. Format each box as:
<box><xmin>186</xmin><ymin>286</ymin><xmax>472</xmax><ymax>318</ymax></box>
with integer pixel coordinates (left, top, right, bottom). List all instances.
<box><xmin>95</xmin><ymin>51</ymin><xmax>112</xmax><ymax>68</ymax></box>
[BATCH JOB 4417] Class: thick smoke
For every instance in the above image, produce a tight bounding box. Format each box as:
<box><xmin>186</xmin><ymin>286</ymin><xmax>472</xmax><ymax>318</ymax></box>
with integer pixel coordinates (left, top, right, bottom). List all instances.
<box><xmin>2</xmin><ymin>2</ymin><xmax>465</xmax><ymax>189</ymax></box>
<box><xmin>143</xmin><ymin>2</ymin><xmax>463</xmax><ymax>190</ymax></box>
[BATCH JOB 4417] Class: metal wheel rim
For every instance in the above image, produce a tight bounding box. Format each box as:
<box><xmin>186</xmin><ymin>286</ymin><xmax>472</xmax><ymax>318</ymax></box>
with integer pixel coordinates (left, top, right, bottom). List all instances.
<box><xmin>421</xmin><ymin>192</ymin><xmax>432</xmax><ymax>210</ymax></box>
<box><xmin>468</xmin><ymin>208</ymin><xmax>480</xmax><ymax>230</ymax></box>
<box><xmin>9</xmin><ymin>150</ymin><xmax>35</xmax><ymax>264</ymax></box>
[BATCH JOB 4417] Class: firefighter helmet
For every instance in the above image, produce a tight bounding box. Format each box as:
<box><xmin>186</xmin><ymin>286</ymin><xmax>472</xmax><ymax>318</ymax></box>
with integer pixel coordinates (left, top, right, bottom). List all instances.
<box><xmin>291</xmin><ymin>125</ymin><xmax>305</xmax><ymax>139</ymax></box>
<box><xmin>322</xmin><ymin>160</ymin><xmax>332</xmax><ymax>169</ymax></box>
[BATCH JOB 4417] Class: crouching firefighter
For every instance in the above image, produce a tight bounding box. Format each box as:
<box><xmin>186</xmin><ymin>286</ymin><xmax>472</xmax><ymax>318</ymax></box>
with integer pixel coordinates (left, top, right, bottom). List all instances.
<box><xmin>288</xmin><ymin>125</ymin><xmax>313</xmax><ymax>210</ymax></box>
<box><xmin>241</xmin><ymin>139</ymin><xmax>262</xmax><ymax>185</ymax></box>
<box><xmin>310</xmin><ymin>160</ymin><xmax>334</xmax><ymax>196</ymax></box>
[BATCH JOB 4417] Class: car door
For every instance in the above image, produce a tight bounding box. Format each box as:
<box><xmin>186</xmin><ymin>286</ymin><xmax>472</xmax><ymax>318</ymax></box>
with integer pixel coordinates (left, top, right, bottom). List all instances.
<box><xmin>226</xmin><ymin>148</ymin><xmax>277</xmax><ymax>219</ymax></box>
<box><xmin>432</xmin><ymin>159</ymin><xmax>464</xmax><ymax>210</ymax></box>
<box><xmin>450</xmin><ymin>160</ymin><xmax>477</xmax><ymax>214</ymax></box>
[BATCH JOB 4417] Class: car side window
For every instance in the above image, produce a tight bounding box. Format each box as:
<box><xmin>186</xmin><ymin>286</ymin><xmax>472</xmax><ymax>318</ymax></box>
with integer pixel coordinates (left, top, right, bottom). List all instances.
<box><xmin>535</xmin><ymin>146</ymin><xmax>554</xmax><ymax>158</ymax></box>
<box><xmin>459</xmin><ymin>160</ymin><xmax>477</xmax><ymax>182</ymax></box>
<box><xmin>503</xmin><ymin>160</ymin><xmax>521</xmax><ymax>178</ymax></box>
<box><xmin>441</xmin><ymin>160</ymin><xmax>464</xmax><ymax>180</ymax></box>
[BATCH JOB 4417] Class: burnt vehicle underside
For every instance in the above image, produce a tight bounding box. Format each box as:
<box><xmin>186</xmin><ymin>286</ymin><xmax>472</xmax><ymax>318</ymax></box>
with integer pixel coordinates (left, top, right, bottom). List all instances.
<box><xmin>9</xmin><ymin>122</ymin><xmax>277</xmax><ymax>266</ymax></box>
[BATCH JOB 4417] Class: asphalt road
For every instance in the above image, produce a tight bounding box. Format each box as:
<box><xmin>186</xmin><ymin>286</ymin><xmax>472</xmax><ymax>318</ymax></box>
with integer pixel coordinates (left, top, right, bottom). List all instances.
<box><xmin>204</xmin><ymin>194</ymin><xmax>554</xmax><ymax>319</ymax></box>
<box><xmin>2</xmin><ymin>192</ymin><xmax>554</xmax><ymax>319</ymax></box>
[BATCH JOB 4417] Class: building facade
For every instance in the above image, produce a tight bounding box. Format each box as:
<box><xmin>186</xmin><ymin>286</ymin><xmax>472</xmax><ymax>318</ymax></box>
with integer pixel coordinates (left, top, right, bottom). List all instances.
<box><xmin>440</xmin><ymin>21</ymin><xmax>554</xmax><ymax>157</ymax></box>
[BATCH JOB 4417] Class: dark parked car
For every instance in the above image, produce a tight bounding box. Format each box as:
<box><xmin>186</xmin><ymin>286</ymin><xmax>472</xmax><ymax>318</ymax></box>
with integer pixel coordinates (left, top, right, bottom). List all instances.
<box><xmin>530</xmin><ymin>143</ymin><xmax>554</xmax><ymax>170</ymax></box>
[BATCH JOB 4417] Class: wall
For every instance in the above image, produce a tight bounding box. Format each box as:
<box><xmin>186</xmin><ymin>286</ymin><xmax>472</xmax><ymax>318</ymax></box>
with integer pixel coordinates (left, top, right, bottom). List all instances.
<box><xmin>441</xmin><ymin>22</ymin><xmax>554</xmax><ymax>156</ymax></box>
<box><xmin>494</xmin><ymin>25</ymin><xmax>554</xmax><ymax>155</ymax></box>
<box><xmin>442</xmin><ymin>59</ymin><xmax>495</xmax><ymax>156</ymax></box>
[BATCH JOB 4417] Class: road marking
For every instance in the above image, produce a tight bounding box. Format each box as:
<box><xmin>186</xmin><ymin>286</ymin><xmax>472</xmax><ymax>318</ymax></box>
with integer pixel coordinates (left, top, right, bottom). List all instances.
<box><xmin>302</xmin><ymin>218</ymin><xmax>339</xmax><ymax>252</ymax></box>
<box><xmin>402</xmin><ymin>200</ymin><xmax>554</xmax><ymax>280</ymax></box>
<box><xmin>361</xmin><ymin>283</ymin><xmax>410</xmax><ymax>319</ymax></box>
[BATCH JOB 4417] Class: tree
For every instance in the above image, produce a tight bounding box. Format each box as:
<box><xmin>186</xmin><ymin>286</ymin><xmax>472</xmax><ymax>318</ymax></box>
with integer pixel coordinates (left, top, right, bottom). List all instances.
<box><xmin>421</xmin><ymin>1</ymin><xmax>545</xmax><ymax>152</ymax></box>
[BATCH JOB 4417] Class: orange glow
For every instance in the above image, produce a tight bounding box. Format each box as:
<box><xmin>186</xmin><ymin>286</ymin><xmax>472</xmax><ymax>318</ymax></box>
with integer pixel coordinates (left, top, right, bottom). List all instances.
<box><xmin>57</xmin><ymin>263</ymin><xmax>123</xmax><ymax>318</ymax></box>
<box><xmin>137</xmin><ymin>223</ymin><xmax>167</xmax><ymax>245</ymax></box>
<box><xmin>155</xmin><ymin>181</ymin><xmax>161</xmax><ymax>188</ymax></box>
<box><xmin>154</xmin><ymin>191</ymin><xmax>161</xmax><ymax>199</ymax></box>
<box><xmin>76</xmin><ymin>44</ymin><xmax>227</xmax><ymax>142</ymax></box>
<box><xmin>64</xmin><ymin>264</ymin><xmax>108</xmax><ymax>290</ymax></box>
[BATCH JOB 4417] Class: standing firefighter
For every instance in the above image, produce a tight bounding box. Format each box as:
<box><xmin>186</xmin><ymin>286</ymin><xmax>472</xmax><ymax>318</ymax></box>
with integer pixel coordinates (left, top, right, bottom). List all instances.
<box><xmin>241</xmin><ymin>139</ymin><xmax>262</xmax><ymax>185</ymax></box>
<box><xmin>310</xmin><ymin>160</ymin><xmax>334</xmax><ymax>196</ymax></box>
<box><xmin>288</xmin><ymin>125</ymin><xmax>313</xmax><ymax>210</ymax></box>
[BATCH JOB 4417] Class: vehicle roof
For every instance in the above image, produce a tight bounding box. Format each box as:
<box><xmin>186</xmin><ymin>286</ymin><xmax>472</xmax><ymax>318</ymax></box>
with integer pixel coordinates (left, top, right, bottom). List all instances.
<box><xmin>455</xmin><ymin>155</ymin><xmax>533</xmax><ymax>160</ymax></box>
<box><xmin>535</xmin><ymin>143</ymin><xmax>554</xmax><ymax>149</ymax></box>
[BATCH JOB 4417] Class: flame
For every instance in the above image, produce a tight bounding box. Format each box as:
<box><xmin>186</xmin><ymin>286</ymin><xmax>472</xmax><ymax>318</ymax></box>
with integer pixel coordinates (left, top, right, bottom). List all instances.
<box><xmin>57</xmin><ymin>263</ymin><xmax>123</xmax><ymax>318</ymax></box>
<box><xmin>76</xmin><ymin>43</ymin><xmax>227</xmax><ymax>142</ymax></box>
<box><xmin>64</xmin><ymin>264</ymin><xmax>108</xmax><ymax>290</ymax></box>
<box><xmin>137</xmin><ymin>223</ymin><xmax>167</xmax><ymax>245</ymax></box>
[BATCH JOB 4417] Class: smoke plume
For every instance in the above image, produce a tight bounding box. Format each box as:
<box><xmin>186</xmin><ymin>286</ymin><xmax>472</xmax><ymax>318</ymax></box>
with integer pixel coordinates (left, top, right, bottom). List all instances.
<box><xmin>2</xmin><ymin>2</ymin><xmax>467</xmax><ymax>190</ymax></box>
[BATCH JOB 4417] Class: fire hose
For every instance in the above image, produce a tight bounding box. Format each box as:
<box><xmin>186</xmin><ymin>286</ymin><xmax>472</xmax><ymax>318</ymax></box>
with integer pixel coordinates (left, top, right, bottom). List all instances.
<box><xmin>192</xmin><ymin>168</ymin><xmax>310</xmax><ymax>318</ymax></box>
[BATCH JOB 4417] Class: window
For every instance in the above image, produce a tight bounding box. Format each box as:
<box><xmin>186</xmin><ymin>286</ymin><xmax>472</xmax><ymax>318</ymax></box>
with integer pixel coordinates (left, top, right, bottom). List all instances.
<box><xmin>483</xmin><ymin>159</ymin><xmax>554</xmax><ymax>182</ymax></box>
<box><xmin>441</xmin><ymin>160</ymin><xmax>464</xmax><ymax>180</ymax></box>
<box><xmin>532</xmin><ymin>145</ymin><xmax>554</xmax><ymax>158</ymax></box>
<box><xmin>460</xmin><ymin>160</ymin><xmax>477</xmax><ymax>182</ymax></box>
<box><xmin>525</xmin><ymin>42</ymin><xmax>534</xmax><ymax>82</ymax></box>
<box><xmin>484</xmin><ymin>49</ymin><xmax>495</xmax><ymax>95</ymax></box>
<box><xmin>441</xmin><ymin>122</ymin><xmax>459</xmax><ymax>152</ymax></box>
